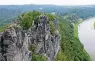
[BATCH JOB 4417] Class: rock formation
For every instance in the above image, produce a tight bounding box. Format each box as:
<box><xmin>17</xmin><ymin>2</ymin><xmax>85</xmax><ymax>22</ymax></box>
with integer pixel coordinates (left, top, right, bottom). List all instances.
<box><xmin>0</xmin><ymin>15</ymin><xmax>60</xmax><ymax>61</ymax></box>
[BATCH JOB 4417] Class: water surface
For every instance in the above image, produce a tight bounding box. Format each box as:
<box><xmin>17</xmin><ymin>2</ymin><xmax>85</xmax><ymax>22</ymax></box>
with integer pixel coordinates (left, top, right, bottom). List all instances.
<box><xmin>78</xmin><ymin>18</ymin><xmax>95</xmax><ymax>61</ymax></box>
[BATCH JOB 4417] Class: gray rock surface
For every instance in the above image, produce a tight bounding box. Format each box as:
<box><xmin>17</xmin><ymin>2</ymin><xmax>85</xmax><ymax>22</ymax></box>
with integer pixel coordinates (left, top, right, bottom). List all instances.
<box><xmin>28</xmin><ymin>15</ymin><xmax>60</xmax><ymax>61</ymax></box>
<box><xmin>0</xmin><ymin>27</ymin><xmax>32</xmax><ymax>61</ymax></box>
<box><xmin>0</xmin><ymin>15</ymin><xmax>60</xmax><ymax>61</ymax></box>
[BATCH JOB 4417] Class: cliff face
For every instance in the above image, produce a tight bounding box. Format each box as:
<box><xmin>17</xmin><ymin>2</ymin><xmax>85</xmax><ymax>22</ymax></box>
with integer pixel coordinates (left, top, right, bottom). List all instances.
<box><xmin>0</xmin><ymin>25</ymin><xmax>32</xmax><ymax>61</ymax></box>
<box><xmin>0</xmin><ymin>15</ymin><xmax>60</xmax><ymax>61</ymax></box>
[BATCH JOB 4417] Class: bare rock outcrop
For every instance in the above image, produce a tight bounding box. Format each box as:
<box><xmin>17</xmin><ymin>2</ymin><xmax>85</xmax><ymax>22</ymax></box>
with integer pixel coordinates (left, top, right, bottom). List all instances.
<box><xmin>0</xmin><ymin>26</ymin><xmax>32</xmax><ymax>61</ymax></box>
<box><xmin>0</xmin><ymin>15</ymin><xmax>60</xmax><ymax>61</ymax></box>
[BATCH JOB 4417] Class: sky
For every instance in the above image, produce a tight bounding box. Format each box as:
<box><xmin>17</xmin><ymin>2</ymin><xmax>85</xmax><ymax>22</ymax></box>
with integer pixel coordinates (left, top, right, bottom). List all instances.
<box><xmin>0</xmin><ymin>0</ymin><xmax>95</xmax><ymax>5</ymax></box>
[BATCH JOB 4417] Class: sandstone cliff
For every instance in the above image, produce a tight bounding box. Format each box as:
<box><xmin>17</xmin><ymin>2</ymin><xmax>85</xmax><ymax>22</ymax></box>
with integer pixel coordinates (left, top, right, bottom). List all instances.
<box><xmin>0</xmin><ymin>15</ymin><xmax>60</xmax><ymax>61</ymax></box>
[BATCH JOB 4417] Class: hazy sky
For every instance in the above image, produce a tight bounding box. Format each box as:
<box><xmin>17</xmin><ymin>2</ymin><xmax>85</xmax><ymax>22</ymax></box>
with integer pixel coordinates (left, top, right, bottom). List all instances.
<box><xmin>0</xmin><ymin>0</ymin><xmax>95</xmax><ymax>5</ymax></box>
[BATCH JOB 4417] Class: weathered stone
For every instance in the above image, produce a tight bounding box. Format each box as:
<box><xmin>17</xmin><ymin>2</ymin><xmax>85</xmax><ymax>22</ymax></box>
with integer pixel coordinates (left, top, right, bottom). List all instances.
<box><xmin>0</xmin><ymin>15</ymin><xmax>60</xmax><ymax>61</ymax></box>
<box><xmin>27</xmin><ymin>15</ymin><xmax>60</xmax><ymax>61</ymax></box>
<box><xmin>0</xmin><ymin>27</ymin><xmax>32</xmax><ymax>61</ymax></box>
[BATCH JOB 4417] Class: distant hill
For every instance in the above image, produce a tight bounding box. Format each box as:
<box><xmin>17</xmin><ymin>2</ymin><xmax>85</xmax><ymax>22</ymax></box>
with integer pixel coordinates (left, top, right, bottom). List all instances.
<box><xmin>0</xmin><ymin>7</ymin><xmax>21</xmax><ymax>26</ymax></box>
<box><xmin>1</xmin><ymin>5</ymin><xmax>95</xmax><ymax>26</ymax></box>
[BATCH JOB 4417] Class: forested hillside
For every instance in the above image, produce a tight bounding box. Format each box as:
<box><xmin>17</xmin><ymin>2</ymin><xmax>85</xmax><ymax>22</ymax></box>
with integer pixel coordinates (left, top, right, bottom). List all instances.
<box><xmin>1</xmin><ymin>5</ymin><xmax>95</xmax><ymax>27</ymax></box>
<box><xmin>0</xmin><ymin>8</ymin><xmax>21</xmax><ymax>26</ymax></box>
<box><xmin>55</xmin><ymin>15</ymin><xmax>91</xmax><ymax>61</ymax></box>
<box><xmin>0</xmin><ymin>10</ymin><xmax>91</xmax><ymax>61</ymax></box>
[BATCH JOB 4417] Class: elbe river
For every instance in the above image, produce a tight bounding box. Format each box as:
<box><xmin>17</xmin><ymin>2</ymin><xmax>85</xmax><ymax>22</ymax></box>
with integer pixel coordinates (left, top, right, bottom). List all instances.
<box><xmin>78</xmin><ymin>18</ymin><xmax>95</xmax><ymax>61</ymax></box>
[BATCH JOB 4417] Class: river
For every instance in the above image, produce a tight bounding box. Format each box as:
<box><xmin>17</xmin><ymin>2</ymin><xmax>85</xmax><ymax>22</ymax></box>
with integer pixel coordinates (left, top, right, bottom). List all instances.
<box><xmin>78</xmin><ymin>18</ymin><xmax>95</xmax><ymax>61</ymax></box>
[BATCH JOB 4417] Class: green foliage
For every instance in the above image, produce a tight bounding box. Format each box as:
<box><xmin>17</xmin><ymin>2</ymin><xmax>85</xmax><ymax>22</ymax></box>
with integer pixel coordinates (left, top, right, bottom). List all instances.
<box><xmin>54</xmin><ymin>50</ymin><xmax>67</xmax><ymax>61</ymax></box>
<box><xmin>29</xmin><ymin>44</ymin><xmax>47</xmax><ymax>61</ymax></box>
<box><xmin>63</xmin><ymin>13</ymin><xmax>79</xmax><ymax>23</ymax></box>
<box><xmin>94</xmin><ymin>21</ymin><xmax>95</xmax><ymax>29</ymax></box>
<box><xmin>45</xmin><ymin>14</ymin><xmax>56</xmax><ymax>21</ymax></box>
<box><xmin>74</xmin><ymin>19</ymin><xmax>83</xmax><ymax>37</ymax></box>
<box><xmin>19</xmin><ymin>11</ymin><xmax>56</xmax><ymax>35</ymax></box>
<box><xmin>49</xmin><ymin>21</ymin><xmax>56</xmax><ymax>35</ymax></box>
<box><xmin>45</xmin><ymin>13</ymin><xmax>57</xmax><ymax>35</ymax></box>
<box><xmin>74</xmin><ymin>57</ymin><xmax>80</xmax><ymax>61</ymax></box>
<box><xmin>19</xmin><ymin>11</ymin><xmax>42</xmax><ymax>29</ymax></box>
<box><xmin>32</xmin><ymin>53</ymin><xmax>47</xmax><ymax>61</ymax></box>
<box><xmin>0</xmin><ymin>24</ymin><xmax>10</xmax><ymax>32</ymax></box>
<box><xmin>28</xmin><ymin>45</ymin><xmax>36</xmax><ymax>53</ymax></box>
<box><xmin>0</xmin><ymin>8</ymin><xmax>21</xmax><ymax>26</ymax></box>
<box><xmin>74</xmin><ymin>23</ymin><xmax>78</xmax><ymax>37</ymax></box>
<box><xmin>56</xmin><ymin>16</ymin><xmax>91</xmax><ymax>61</ymax></box>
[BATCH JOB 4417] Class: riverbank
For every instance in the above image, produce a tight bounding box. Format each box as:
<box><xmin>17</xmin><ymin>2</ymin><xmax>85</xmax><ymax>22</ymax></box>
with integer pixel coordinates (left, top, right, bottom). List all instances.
<box><xmin>73</xmin><ymin>20</ymin><xmax>91</xmax><ymax>61</ymax></box>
